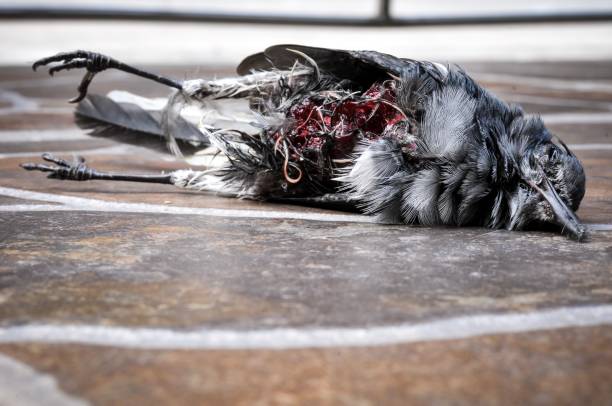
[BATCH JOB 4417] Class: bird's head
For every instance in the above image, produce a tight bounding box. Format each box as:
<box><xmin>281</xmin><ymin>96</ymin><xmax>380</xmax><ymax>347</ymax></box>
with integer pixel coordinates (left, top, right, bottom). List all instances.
<box><xmin>508</xmin><ymin>131</ymin><xmax>586</xmax><ymax>240</ymax></box>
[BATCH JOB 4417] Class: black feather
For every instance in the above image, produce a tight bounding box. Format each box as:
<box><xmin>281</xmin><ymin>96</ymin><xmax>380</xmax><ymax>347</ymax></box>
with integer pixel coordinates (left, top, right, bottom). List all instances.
<box><xmin>236</xmin><ymin>52</ymin><xmax>274</xmax><ymax>75</ymax></box>
<box><xmin>239</xmin><ymin>45</ymin><xmax>406</xmax><ymax>88</ymax></box>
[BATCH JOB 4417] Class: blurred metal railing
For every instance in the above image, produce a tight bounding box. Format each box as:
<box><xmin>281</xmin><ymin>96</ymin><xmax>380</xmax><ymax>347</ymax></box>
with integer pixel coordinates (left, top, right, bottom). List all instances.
<box><xmin>1</xmin><ymin>0</ymin><xmax>611</xmax><ymax>26</ymax></box>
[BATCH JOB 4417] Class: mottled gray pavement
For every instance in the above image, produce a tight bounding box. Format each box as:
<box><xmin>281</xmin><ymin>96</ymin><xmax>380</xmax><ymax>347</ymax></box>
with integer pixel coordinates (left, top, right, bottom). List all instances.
<box><xmin>0</xmin><ymin>60</ymin><xmax>611</xmax><ymax>405</ymax></box>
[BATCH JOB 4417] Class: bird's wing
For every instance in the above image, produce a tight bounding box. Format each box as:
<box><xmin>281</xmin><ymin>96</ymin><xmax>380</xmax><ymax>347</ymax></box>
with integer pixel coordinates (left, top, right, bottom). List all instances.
<box><xmin>237</xmin><ymin>44</ymin><xmax>418</xmax><ymax>87</ymax></box>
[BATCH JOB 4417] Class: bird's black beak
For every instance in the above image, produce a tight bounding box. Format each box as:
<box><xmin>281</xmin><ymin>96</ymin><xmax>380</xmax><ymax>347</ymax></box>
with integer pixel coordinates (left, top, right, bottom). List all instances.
<box><xmin>528</xmin><ymin>177</ymin><xmax>587</xmax><ymax>241</ymax></box>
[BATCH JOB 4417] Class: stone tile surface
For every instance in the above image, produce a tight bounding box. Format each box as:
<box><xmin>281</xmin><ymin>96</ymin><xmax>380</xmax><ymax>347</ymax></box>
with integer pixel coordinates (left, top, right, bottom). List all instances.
<box><xmin>1</xmin><ymin>211</ymin><xmax>611</xmax><ymax>329</ymax></box>
<box><xmin>1</xmin><ymin>60</ymin><xmax>611</xmax><ymax>405</ymax></box>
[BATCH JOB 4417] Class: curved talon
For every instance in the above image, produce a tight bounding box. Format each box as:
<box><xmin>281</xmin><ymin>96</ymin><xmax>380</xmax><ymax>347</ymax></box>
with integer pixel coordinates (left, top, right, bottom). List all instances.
<box><xmin>20</xmin><ymin>162</ymin><xmax>55</xmax><ymax>172</ymax></box>
<box><xmin>48</xmin><ymin>59</ymin><xmax>87</xmax><ymax>76</ymax></box>
<box><xmin>32</xmin><ymin>50</ymin><xmax>114</xmax><ymax>103</ymax></box>
<box><xmin>32</xmin><ymin>50</ymin><xmax>90</xmax><ymax>71</ymax></box>
<box><xmin>70</xmin><ymin>71</ymin><xmax>96</xmax><ymax>103</ymax></box>
<box><xmin>41</xmin><ymin>153</ymin><xmax>71</xmax><ymax>167</ymax></box>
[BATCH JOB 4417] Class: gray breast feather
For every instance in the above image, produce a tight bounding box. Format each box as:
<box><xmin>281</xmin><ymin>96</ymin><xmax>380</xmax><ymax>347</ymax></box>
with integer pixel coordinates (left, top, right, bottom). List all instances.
<box><xmin>420</xmin><ymin>84</ymin><xmax>477</xmax><ymax>157</ymax></box>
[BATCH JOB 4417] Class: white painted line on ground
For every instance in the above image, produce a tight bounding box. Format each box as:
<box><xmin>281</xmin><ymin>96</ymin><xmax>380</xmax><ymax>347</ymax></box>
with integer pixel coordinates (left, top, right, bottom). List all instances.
<box><xmin>0</xmin><ymin>354</ymin><xmax>89</xmax><ymax>406</ymax></box>
<box><xmin>0</xmin><ymin>189</ymin><xmax>609</xmax><ymax>232</ymax></box>
<box><xmin>475</xmin><ymin>73</ymin><xmax>612</xmax><ymax>93</ymax></box>
<box><xmin>0</xmin><ymin>76</ymin><xmax>92</xmax><ymax>89</ymax></box>
<box><xmin>0</xmin><ymin>145</ymin><xmax>135</xmax><ymax>159</ymax></box>
<box><xmin>0</xmin><ymin>186</ymin><xmax>373</xmax><ymax>223</ymax></box>
<box><xmin>0</xmin><ymin>305</ymin><xmax>611</xmax><ymax>350</ymax></box>
<box><xmin>0</xmin><ymin>89</ymin><xmax>73</xmax><ymax>115</ymax></box>
<box><xmin>0</xmin><ymin>89</ymin><xmax>37</xmax><ymax>110</ymax></box>
<box><xmin>542</xmin><ymin>112</ymin><xmax>612</xmax><ymax>124</ymax></box>
<box><xmin>505</xmin><ymin>94</ymin><xmax>612</xmax><ymax>111</ymax></box>
<box><xmin>0</xmin><ymin>70</ymin><xmax>126</xmax><ymax>89</ymax></box>
<box><xmin>0</xmin><ymin>107</ymin><xmax>74</xmax><ymax>116</ymax></box>
<box><xmin>0</xmin><ymin>205</ymin><xmax>67</xmax><ymax>212</ymax></box>
<box><xmin>0</xmin><ymin>129</ymin><xmax>88</xmax><ymax>143</ymax></box>
<box><xmin>0</xmin><ymin>90</ymin><xmax>75</xmax><ymax>116</ymax></box>
<box><xmin>567</xmin><ymin>144</ymin><xmax>612</xmax><ymax>151</ymax></box>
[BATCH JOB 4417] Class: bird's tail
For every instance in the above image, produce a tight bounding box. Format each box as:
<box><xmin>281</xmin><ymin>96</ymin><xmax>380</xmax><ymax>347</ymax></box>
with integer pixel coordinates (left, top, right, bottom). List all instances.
<box><xmin>74</xmin><ymin>92</ymin><xmax>209</xmax><ymax>157</ymax></box>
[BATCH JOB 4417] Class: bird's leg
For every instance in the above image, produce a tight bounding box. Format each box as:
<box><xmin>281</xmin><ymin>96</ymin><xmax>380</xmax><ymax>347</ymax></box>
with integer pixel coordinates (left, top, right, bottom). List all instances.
<box><xmin>20</xmin><ymin>153</ymin><xmax>173</xmax><ymax>185</ymax></box>
<box><xmin>186</xmin><ymin>69</ymin><xmax>313</xmax><ymax>100</ymax></box>
<box><xmin>32</xmin><ymin>50</ymin><xmax>183</xmax><ymax>103</ymax></box>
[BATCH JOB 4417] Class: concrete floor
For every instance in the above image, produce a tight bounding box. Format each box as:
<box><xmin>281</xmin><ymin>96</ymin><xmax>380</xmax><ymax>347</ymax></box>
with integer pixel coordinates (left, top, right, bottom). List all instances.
<box><xmin>0</xmin><ymin>57</ymin><xmax>611</xmax><ymax>405</ymax></box>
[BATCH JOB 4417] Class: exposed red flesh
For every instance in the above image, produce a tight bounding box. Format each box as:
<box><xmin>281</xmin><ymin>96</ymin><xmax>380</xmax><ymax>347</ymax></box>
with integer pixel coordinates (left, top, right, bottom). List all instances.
<box><xmin>276</xmin><ymin>82</ymin><xmax>407</xmax><ymax>162</ymax></box>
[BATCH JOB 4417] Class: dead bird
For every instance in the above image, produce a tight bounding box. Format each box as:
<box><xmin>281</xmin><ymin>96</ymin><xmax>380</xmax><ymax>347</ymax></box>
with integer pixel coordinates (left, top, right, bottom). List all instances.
<box><xmin>22</xmin><ymin>45</ymin><xmax>587</xmax><ymax>240</ymax></box>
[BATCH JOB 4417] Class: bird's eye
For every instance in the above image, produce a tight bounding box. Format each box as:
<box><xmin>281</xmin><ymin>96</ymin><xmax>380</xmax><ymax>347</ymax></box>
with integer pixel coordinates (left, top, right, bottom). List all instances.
<box><xmin>550</xmin><ymin>134</ymin><xmax>571</xmax><ymax>155</ymax></box>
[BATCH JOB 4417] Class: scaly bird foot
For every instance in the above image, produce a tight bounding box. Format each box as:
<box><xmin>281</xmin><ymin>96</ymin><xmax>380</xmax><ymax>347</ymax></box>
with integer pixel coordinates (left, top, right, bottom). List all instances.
<box><xmin>32</xmin><ymin>50</ymin><xmax>117</xmax><ymax>103</ymax></box>
<box><xmin>20</xmin><ymin>153</ymin><xmax>94</xmax><ymax>181</ymax></box>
